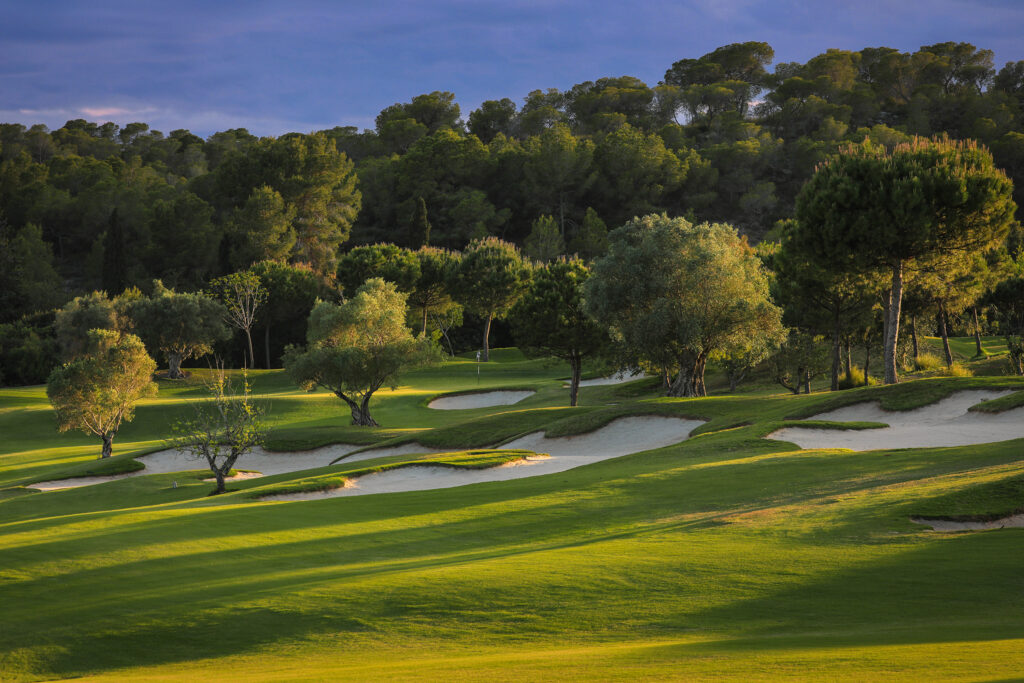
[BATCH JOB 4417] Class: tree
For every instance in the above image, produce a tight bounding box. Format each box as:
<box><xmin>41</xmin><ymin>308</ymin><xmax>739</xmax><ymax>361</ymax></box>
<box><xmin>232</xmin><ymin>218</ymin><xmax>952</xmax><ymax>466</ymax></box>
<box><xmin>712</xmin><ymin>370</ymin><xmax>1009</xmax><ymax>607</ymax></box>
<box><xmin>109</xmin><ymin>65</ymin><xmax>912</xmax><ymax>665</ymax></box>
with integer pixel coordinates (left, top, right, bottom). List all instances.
<box><xmin>337</xmin><ymin>243</ymin><xmax>421</xmax><ymax>296</ymax></box>
<box><xmin>127</xmin><ymin>282</ymin><xmax>229</xmax><ymax>379</ymax></box>
<box><xmin>228</xmin><ymin>185</ymin><xmax>296</xmax><ymax>269</ymax></box>
<box><xmin>170</xmin><ymin>369</ymin><xmax>265</xmax><ymax>494</ymax></box>
<box><xmin>568</xmin><ymin>207</ymin><xmax>609</xmax><ymax>261</ymax></box>
<box><xmin>523</xmin><ymin>215</ymin><xmax>565</xmax><ymax>263</ymax></box>
<box><xmin>54</xmin><ymin>291</ymin><xmax>120</xmax><ymax>360</ymax></box>
<box><xmin>454</xmin><ymin>237</ymin><xmax>532</xmax><ymax>361</ymax></box>
<box><xmin>101</xmin><ymin>208</ymin><xmax>128</xmax><ymax>296</ymax></box>
<box><xmin>585</xmin><ymin>214</ymin><xmax>784</xmax><ymax>397</ymax></box>
<box><xmin>250</xmin><ymin>261</ymin><xmax>321</xmax><ymax>369</ymax></box>
<box><xmin>284</xmin><ymin>279</ymin><xmax>440</xmax><ymax>426</ymax></box>
<box><xmin>772</xmin><ymin>220</ymin><xmax>882</xmax><ymax>390</ymax></box>
<box><xmin>510</xmin><ymin>259</ymin><xmax>608</xmax><ymax>406</ymax></box>
<box><xmin>410</xmin><ymin>196</ymin><xmax>432</xmax><ymax>248</ymax></box>
<box><xmin>795</xmin><ymin>137</ymin><xmax>1016</xmax><ymax>384</ymax></box>
<box><xmin>0</xmin><ymin>221</ymin><xmax>64</xmax><ymax>323</ymax></box>
<box><xmin>408</xmin><ymin>246</ymin><xmax>461</xmax><ymax>335</ymax></box>
<box><xmin>768</xmin><ymin>330</ymin><xmax>830</xmax><ymax>395</ymax></box>
<box><xmin>46</xmin><ymin>329</ymin><xmax>157</xmax><ymax>458</ymax></box>
<box><xmin>209</xmin><ymin>271</ymin><xmax>267</xmax><ymax>369</ymax></box>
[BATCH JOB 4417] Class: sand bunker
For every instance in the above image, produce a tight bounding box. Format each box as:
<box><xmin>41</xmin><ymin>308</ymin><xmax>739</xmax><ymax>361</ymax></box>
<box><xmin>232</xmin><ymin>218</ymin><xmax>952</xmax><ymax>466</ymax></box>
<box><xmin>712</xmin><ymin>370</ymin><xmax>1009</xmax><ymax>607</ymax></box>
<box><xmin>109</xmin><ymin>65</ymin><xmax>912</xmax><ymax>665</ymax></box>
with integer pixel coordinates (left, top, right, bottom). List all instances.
<box><xmin>428</xmin><ymin>390</ymin><xmax>534</xmax><ymax>410</ymax></box>
<box><xmin>912</xmin><ymin>514</ymin><xmax>1024</xmax><ymax>531</ymax></box>
<box><xmin>577</xmin><ymin>370</ymin><xmax>646</xmax><ymax>387</ymax></box>
<box><xmin>266</xmin><ymin>415</ymin><xmax>704</xmax><ymax>501</ymax></box>
<box><xmin>767</xmin><ymin>390</ymin><xmax>1024</xmax><ymax>451</ymax></box>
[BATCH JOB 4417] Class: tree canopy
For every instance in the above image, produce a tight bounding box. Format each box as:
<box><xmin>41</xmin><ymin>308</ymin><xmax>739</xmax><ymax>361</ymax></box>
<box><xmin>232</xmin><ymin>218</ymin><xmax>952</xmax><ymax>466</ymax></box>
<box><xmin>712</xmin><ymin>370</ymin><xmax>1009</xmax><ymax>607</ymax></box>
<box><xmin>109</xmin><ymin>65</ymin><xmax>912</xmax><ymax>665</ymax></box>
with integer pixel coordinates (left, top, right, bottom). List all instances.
<box><xmin>284</xmin><ymin>279</ymin><xmax>440</xmax><ymax>426</ymax></box>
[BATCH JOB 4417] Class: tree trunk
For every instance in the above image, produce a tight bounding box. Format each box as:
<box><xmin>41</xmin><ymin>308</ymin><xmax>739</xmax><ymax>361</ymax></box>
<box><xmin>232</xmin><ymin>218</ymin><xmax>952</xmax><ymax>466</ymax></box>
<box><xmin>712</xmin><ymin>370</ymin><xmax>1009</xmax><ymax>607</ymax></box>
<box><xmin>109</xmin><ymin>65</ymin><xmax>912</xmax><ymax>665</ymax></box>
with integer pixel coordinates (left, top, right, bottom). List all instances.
<box><xmin>844</xmin><ymin>338</ymin><xmax>853</xmax><ymax>378</ymax></box>
<box><xmin>569</xmin><ymin>356</ymin><xmax>582</xmax><ymax>407</ymax></box>
<box><xmin>662</xmin><ymin>366</ymin><xmax>671</xmax><ymax>390</ymax></box>
<box><xmin>831</xmin><ymin>313</ymin><xmax>841</xmax><ymax>391</ymax></box>
<box><xmin>167</xmin><ymin>352</ymin><xmax>184</xmax><ymax>380</ymax></box>
<box><xmin>101</xmin><ymin>433</ymin><xmax>113</xmax><ymax>459</ymax></box>
<box><xmin>803</xmin><ymin>368</ymin><xmax>811</xmax><ymax>394</ymax></box>
<box><xmin>244</xmin><ymin>327</ymin><xmax>255</xmax><ymax>369</ymax></box>
<box><xmin>422</xmin><ymin>304</ymin><xmax>429</xmax><ymax>335</ymax></box>
<box><xmin>667</xmin><ymin>367</ymin><xmax>693</xmax><ymax>397</ymax></box>
<box><xmin>972</xmin><ymin>306</ymin><xmax>983</xmax><ymax>357</ymax></box>
<box><xmin>910</xmin><ymin>315</ymin><xmax>920</xmax><ymax>362</ymax></box>
<box><xmin>482</xmin><ymin>313</ymin><xmax>493</xmax><ymax>362</ymax></box>
<box><xmin>939</xmin><ymin>303</ymin><xmax>953</xmax><ymax>367</ymax></box>
<box><xmin>213</xmin><ymin>468</ymin><xmax>226</xmax><ymax>495</ymax></box>
<box><xmin>864</xmin><ymin>343</ymin><xmax>871</xmax><ymax>382</ymax></box>
<box><xmin>265</xmin><ymin>324</ymin><xmax>272</xmax><ymax>370</ymax></box>
<box><xmin>883</xmin><ymin>261</ymin><xmax>903</xmax><ymax>384</ymax></box>
<box><xmin>336</xmin><ymin>391</ymin><xmax>380</xmax><ymax>426</ymax></box>
<box><xmin>693</xmin><ymin>354</ymin><xmax>708</xmax><ymax>397</ymax></box>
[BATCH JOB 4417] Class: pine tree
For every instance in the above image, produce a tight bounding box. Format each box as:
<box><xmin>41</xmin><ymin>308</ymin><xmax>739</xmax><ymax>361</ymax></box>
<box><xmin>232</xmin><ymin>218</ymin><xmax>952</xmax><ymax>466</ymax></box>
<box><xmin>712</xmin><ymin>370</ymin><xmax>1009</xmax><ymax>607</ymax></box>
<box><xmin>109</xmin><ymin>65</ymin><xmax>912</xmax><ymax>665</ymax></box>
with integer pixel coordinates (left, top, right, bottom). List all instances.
<box><xmin>101</xmin><ymin>209</ymin><xmax>128</xmax><ymax>296</ymax></box>
<box><xmin>410</xmin><ymin>197</ymin><xmax>431</xmax><ymax>248</ymax></box>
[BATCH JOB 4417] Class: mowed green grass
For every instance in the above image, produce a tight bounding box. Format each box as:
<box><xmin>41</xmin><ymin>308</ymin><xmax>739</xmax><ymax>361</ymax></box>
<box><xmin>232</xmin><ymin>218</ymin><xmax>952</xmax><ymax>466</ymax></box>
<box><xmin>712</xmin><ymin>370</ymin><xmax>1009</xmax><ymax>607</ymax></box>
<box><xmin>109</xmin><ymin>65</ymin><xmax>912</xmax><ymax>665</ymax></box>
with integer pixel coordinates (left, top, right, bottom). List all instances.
<box><xmin>3</xmin><ymin>351</ymin><xmax>1024</xmax><ymax>680</ymax></box>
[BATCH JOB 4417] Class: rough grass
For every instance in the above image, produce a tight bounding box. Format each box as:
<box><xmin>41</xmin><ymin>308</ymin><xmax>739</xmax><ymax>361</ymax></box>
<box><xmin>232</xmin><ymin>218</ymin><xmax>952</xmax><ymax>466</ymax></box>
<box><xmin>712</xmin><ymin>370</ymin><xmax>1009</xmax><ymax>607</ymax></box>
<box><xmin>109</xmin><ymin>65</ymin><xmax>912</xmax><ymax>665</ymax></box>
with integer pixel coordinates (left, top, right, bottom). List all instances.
<box><xmin>3</xmin><ymin>349</ymin><xmax>1024</xmax><ymax>680</ymax></box>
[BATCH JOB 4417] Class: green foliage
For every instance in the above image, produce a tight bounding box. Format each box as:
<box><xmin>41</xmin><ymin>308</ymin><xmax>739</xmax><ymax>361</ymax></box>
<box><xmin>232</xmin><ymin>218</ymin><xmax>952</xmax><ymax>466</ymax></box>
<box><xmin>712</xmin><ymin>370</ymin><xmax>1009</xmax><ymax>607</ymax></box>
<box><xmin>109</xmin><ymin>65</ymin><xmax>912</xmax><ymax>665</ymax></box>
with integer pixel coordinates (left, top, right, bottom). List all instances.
<box><xmin>45</xmin><ymin>329</ymin><xmax>157</xmax><ymax>457</ymax></box>
<box><xmin>0</xmin><ymin>221</ymin><xmax>64</xmax><ymax>323</ymax></box>
<box><xmin>454</xmin><ymin>237</ymin><xmax>531</xmax><ymax>360</ymax></box>
<box><xmin>568</xmin><ymin>207</ymin><xmax>609</xmax><ymax>261</ymax></box>
<box><xmin>228</xmin><ymin>185</ymin><xmax>296</xmax><ymax>269</ymax></box>
<box><xmin>54</xmin><ymin>291</ymin><xmax>120</xmax><ymax>360</ymax></box>
<box><xmin>170</xmin><ymin>370</ymin><xmax>266</xmax><ymax>494</ymax></box>
<box><xmin>936</xmin><ymin>361</ymin><xmax>974</xmax><ymax>377</ymax></box>
<box><xmin>410</xmin><ymin>196</ymin><xmax>431</xmax><ymax>248</ymax></box>
<box><xmin>0</xmin><ymin>316</ymin><xmax>59</xmax><ymax>386</ymax></box>
<box><xmin>101</xmin><ymin>208</ymin><xmax>128</xmax><ymax>296</ymax></box>
<box><xmin>510</xmin><ymin>258</ymin><xmax>608</xmax><ymax>405</ymax></box>
<box><xmin>126</xmin><ymin>282</ymin><xmax>229</xmax><ymax>378</ymax></box>
<box><xmin>284</xmin><ymin>279</ymin><xmax>441</xmax><ymax>425</ymax></box>
<box><xmin>795</xmin><ymin>136</ymin><xmax>1018</xmax><ymax>384</ymax></box>
<box><xmin>337</xmin><ymin>243</ymin><xmax>421</xmax><ymax>295</ymax></box>
<box><xmin>523</xmin><ymin>215</ymin><xmax>565</xmax><ymax>263</ymax></box>
<box><xmin>407</xmin><ymin>246</ymin><xmax>461</xmax><ymax>335</ymax></box>
<box><xmin>249</xmin><ymin>260</ymin><xmax>322</xmax><ymax>368</ymax></box>
<box><xmin>586</xmin><ymin>214</ymin><xmax>783</xmax><ymax>397</ymax></box>
<box><xmin>769</xmin><ymin>330</ymin><xmax>830</xmax><ymax>394</ymax></box>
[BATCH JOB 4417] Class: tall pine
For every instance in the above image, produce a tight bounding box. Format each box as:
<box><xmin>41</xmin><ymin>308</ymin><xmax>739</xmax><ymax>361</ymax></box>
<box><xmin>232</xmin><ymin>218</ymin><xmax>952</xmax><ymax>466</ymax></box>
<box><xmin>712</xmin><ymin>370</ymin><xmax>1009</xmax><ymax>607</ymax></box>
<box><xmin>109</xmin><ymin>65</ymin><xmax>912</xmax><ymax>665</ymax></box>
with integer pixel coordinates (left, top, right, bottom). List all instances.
<box><xmin>101</xmin><ymin>208</ymin><xmax>128</xmax><ymax>296</ymax></box>
<box><xmin>410</xmin><ymin>197</ymin><xmax>431</xmax><ymax>248</ymax></box>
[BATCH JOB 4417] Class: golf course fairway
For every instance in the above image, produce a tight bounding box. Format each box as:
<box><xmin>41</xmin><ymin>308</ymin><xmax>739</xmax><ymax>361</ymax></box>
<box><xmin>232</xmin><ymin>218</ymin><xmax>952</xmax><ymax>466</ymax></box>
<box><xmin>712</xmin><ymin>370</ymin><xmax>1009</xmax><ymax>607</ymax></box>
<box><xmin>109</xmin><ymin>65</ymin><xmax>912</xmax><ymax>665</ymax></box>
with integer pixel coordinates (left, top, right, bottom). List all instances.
<box><xmin>2</xmin><ymin>349</ymin><xmax>1024</xmax><ymax>680</ymax></box>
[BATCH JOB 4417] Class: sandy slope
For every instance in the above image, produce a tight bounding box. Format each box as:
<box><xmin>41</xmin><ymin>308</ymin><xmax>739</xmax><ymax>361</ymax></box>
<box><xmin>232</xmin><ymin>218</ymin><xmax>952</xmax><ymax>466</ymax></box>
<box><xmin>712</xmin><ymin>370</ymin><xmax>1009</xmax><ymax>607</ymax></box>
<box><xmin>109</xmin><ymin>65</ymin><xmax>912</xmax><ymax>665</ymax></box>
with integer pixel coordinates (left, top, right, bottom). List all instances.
<box><xmin>428</xmin><ymin>390</ymin><xmax>534</xmax><ymax>410</ymax></box>
<box><xmin>266</xmin><ymin>415</ymin><xmax>704</xmax><ymax>501</ymax></box>
<box><xmin>577</xmin><ymin>370</ymin><xmax>646</xmax><ymax>387</ymax></box>
<box><xmin>767</xmin><ymin>390</ymin><xmax>1024</xmax><ymax>451</ymax></box>
<box><xmin>912</xmin><ymin>514</ymin><xmax>1024</xmax><ymax>531</ymax></box>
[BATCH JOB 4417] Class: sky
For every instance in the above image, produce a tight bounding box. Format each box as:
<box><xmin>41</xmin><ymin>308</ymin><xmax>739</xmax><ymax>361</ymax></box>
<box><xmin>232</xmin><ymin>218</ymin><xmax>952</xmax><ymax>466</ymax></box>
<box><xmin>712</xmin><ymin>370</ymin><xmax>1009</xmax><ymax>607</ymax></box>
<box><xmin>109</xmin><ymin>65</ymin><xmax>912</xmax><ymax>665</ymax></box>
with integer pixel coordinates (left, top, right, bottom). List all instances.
<box><xmin>1</xmin><ymin>0</ymin><xmax>1023</xmax><ymax>138</ymax></box>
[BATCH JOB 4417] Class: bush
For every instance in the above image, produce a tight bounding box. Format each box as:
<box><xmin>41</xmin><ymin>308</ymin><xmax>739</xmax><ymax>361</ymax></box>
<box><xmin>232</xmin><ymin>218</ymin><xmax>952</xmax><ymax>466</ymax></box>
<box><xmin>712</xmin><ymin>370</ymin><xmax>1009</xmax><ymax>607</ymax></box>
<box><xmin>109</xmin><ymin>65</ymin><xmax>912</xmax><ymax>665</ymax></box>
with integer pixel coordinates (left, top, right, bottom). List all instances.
<box><xmin>936</xmin><ymin>362</ymin><xmax>973</xmax><ymax>377</ymax></box>
<box><xmin>914</xmin><ymin>353</ymin><xmax>944</xmax><ymax>371</ymax></box>
<box><xmin>838</xmin><ymin>366</ymin><xmax>878</xmax><ymax>389</ymax></box>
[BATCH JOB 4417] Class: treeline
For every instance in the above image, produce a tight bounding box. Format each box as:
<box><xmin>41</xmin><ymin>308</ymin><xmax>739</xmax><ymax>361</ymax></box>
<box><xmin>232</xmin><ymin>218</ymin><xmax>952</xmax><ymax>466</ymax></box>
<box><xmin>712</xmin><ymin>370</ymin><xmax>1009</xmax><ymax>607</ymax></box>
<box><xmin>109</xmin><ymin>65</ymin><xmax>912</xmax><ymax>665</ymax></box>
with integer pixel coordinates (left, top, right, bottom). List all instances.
<box><xmin>3</xmin><ymin>40</ymin><xmax>1024</xmax><ymax>385</ymax></box>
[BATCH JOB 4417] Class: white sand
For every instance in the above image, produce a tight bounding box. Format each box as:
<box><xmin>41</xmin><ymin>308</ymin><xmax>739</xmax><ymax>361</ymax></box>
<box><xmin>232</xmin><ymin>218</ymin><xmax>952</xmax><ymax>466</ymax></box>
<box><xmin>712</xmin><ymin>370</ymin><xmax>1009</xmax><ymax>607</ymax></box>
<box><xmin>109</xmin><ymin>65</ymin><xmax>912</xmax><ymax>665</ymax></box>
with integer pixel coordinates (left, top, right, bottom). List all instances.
<box><xmin>912</xmin><ymin>514</ymin><xmax>1024</xmax><ymax>531</ymax></box>
<box><xmin>428</xmin><ymin>390</ymin><xmax>534</xmax><ymax>410</ymax></box>
<box><xmin>576</xmin><ymin>370</ymin><xmax>646</xmax><ymax>387</ymax></box>
<box><xmin>266</xmin><ymin>415</ymin><xmax>704</xmax><ymax>501</ymax></box>
<box><xmin>28</xmin><ymin>443</ymin><xmax>366</xmax><ymax>491</ymax></box>
<box><xmin>767</xmin><ymin>390</ymin><xmax>1024</xmax><ymax>451</ymax></box>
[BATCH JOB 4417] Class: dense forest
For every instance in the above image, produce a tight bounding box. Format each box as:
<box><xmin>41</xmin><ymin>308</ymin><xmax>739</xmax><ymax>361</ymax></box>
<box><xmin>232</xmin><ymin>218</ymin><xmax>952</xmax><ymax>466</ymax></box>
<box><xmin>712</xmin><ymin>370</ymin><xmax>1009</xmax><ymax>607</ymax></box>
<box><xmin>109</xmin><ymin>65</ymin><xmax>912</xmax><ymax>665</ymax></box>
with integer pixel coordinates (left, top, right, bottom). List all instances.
<box><xmin>2</xmin><ymin>40</ymin><xmax>1024</xmax><ymax>386</ymax></box>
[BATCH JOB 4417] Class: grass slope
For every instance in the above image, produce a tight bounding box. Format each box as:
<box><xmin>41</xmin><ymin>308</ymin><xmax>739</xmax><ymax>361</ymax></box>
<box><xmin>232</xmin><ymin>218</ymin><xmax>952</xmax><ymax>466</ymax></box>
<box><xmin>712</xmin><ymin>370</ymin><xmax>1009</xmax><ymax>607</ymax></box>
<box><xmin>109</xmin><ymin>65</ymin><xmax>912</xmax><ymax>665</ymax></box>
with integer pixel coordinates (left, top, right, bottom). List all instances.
<box><xmin>2</xmin><ymin>350</ymin><xmax>1024</xmax><ymax>680</ymax></box>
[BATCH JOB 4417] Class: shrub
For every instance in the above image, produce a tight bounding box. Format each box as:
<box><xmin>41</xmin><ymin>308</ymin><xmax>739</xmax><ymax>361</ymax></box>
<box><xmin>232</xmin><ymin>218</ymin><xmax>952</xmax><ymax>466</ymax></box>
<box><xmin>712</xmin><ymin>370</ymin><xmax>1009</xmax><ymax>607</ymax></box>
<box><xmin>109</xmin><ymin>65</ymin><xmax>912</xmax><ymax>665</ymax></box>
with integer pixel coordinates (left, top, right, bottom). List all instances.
<box><xmin>914</xmin><ymin>353</ymin><xmax>944</xmax><ymax>371</ymax></box>
<box><xmin>936</xmin><ymin>362</ymin><xmax>973</xmax><ymax>377</ymax></box>
<box><xmin>838</xmin><ymin>366</ymin><xmax>878</xmax><ymax>389</ymax></box>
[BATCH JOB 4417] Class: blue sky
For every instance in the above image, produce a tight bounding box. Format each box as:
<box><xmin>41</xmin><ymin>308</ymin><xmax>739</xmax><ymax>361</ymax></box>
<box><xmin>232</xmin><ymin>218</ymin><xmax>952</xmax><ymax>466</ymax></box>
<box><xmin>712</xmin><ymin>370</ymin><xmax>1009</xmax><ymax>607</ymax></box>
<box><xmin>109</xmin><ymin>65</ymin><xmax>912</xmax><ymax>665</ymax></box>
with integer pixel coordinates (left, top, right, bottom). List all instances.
<box><xmin>2</xmin><ymin>0</ymin><xmax>1022</xmax><ymax>137</ymax></box>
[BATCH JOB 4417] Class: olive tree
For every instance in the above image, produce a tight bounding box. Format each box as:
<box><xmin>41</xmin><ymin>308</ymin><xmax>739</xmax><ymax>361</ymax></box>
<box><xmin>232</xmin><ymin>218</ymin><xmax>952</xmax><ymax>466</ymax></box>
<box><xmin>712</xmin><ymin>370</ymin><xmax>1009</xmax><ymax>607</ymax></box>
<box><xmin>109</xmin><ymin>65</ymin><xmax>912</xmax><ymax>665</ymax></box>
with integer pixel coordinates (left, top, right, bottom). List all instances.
<box><xmin>284</xmin><ymin>278</ymin><xmax>441</xmax><ymax>426</ymax></box>
<box><xmin>510</xmin><ymin>258</ymin><xmax>609</xmax><ymax>406</ymax></box>
<box><xmin>170</xmin><ymin>370</ymin><xmax>265</xmax><ymax>495</ymax></box>
<box><xmin>454</xmin><ymin>237</ymin><xmax>531</xmax><ymax>361</ymax></box>
<box><xmin>127</xmin><ymin>282</ymin><xmax>229</xmax><ymax>379</ymax></box>
<box><xmin>585</xmin><ymin>214</ymin><xmax>783</xmax><ymax>397</ymax></box>
<box><xmin>46</xmin><ymin>329</ymin><xmax>157</xmax><ymax>458</ymax></box>
<box><xmin>209</xmin><ymin>271</ymin><xmax>266</xmax><ymax>369</ymax></box>
<box><xmin>795</xmin><ymin>137</ymin><xmax>1016</xmax><ymax>384</ymax></box>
